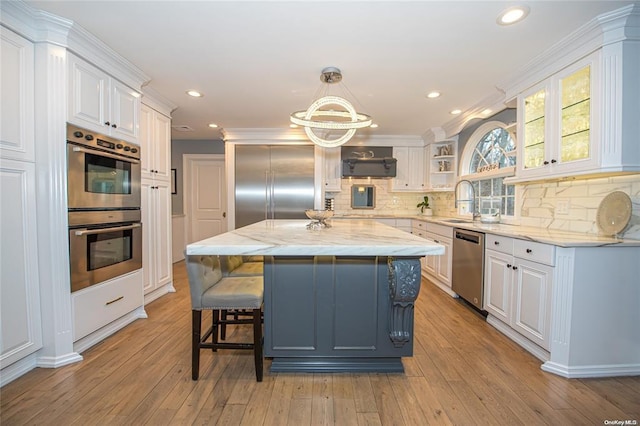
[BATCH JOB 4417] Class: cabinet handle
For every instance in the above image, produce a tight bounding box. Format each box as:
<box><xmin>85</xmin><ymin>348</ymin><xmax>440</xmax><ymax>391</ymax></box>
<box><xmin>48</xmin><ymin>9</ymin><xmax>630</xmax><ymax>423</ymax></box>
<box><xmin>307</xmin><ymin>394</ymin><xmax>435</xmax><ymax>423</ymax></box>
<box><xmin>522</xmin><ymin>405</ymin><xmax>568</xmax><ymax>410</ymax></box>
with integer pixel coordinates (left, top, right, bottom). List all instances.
<box><xmin>494</xmin><ymin>241</ymin><xmax>500</xmax><ymax>245</ymax></box>
<box><xmin>112</xmin><ymin>123</ymin><xmax>117</xmax><ymax>128</ymax></box>
<box><xmin>434</xmin><ymin>239</ymin><xmax>440</xmax><ymax>243</ymax></box>
<box><xmin>104</xmin><ymin>121</ymin><xmax>110</xmax><ymax>126</ymax></box>
<box><xmin>507</xmin><ymin>264</ymin><xmax>512</xmax><ymax>268</ymax></box>
<box><xmin>551</xmin><ymin>159</ymin><xmax>557</xmax><ymax>164</ymax></box>
<box><xmin>543</xmin><ymin>160</ymin><xmax>549</xmax><ymax>165</ymax></box>
<box><xmin>105</xmin><ymin>296</ymin><xmax>124</xmax><ymax>306</ymax></box>
<box><xmin>526</xmin><ymin>248</ymin><xmax>532</xmax><ymax>253</ymax></box>
<box><xmin>512</xmin><ymin>266</ymin><xmax>518</xmax><ymax>270</ymax></box>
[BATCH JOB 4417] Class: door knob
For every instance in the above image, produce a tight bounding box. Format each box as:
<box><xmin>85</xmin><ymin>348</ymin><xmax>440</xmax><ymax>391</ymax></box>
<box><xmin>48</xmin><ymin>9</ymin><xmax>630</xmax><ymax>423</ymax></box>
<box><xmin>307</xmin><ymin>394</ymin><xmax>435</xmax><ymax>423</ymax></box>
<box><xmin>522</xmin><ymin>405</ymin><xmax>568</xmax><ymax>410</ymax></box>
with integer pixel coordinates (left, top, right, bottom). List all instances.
<box><xmin>223</xmin><ymin>212</ymin><xmax>226</xmax><ymax>218</ymax></box>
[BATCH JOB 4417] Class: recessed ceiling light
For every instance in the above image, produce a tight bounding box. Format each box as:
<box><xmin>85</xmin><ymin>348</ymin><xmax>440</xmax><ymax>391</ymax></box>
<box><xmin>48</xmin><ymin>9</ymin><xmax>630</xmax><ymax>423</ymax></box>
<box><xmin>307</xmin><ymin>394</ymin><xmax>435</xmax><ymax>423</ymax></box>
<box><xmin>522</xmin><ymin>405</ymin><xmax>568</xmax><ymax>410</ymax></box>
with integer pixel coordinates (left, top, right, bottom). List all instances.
<box><xmin>497</xmin><ymin>6</ymin><xmax>530</xmax><ymax>26</ymax></box>
<box><xmin>208</xmin><ymin>123</ymin><xmax>218</xmax><ymax>128</ymax></box>
<box><xmin>186</xmin><ymin>90</ymin><xmax>203</xmax><ymax>98</ymax></box>
<box><xmin>370</xmin><ymin>123</ymin><xmax>379</xmax><ymax>128</ymax></box>
<box><xmin>450</xmin><ymin>109</ymin><xmax>462</xmax><ymax>115</ymax></box>
<box><xmin>289</xmin><ymin>124</ymin><xmax>298</xmax><ymax>128</ymax></box>
<box><xmin>426</xmin><ymin>91</ymin><xmax>441</xmax><ymax>99</ymax></box>
<box><xmin>482</xmin><ymin>109</ymin><xmax>493</xmax><ymax>115</ymax></box>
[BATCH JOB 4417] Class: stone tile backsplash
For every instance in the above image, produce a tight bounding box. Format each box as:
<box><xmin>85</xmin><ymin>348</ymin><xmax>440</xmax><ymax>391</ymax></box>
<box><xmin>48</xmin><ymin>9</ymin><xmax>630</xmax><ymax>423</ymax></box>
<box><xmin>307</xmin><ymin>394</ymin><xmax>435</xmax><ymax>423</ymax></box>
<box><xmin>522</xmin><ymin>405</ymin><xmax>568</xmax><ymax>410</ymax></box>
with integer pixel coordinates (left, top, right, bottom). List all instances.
<box><xmin>328</xmin><ymin>174</ymin><xmax>640</xmax><ymax>239</ymax></box>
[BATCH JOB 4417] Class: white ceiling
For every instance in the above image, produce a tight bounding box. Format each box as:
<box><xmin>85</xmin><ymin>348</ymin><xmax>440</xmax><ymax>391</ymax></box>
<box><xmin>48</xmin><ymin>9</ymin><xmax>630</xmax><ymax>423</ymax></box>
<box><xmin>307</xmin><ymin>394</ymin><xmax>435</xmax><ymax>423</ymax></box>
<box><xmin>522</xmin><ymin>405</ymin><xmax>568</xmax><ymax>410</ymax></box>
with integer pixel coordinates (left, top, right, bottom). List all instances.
<box><xmin>26</xmin><ymin>0</ymin><xmax>633</xmax><ymax>141</ymax></box>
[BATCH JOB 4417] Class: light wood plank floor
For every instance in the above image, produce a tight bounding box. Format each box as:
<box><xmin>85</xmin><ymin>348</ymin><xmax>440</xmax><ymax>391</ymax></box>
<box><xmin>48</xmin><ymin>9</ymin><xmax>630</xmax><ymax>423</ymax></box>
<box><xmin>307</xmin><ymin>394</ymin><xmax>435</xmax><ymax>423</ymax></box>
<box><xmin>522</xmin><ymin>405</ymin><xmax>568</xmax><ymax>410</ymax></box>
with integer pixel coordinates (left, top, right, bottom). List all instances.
<box><xmin>2</xmin><ymin>261</ymin><xmax>639</xmax><ymax>425</ymax></box>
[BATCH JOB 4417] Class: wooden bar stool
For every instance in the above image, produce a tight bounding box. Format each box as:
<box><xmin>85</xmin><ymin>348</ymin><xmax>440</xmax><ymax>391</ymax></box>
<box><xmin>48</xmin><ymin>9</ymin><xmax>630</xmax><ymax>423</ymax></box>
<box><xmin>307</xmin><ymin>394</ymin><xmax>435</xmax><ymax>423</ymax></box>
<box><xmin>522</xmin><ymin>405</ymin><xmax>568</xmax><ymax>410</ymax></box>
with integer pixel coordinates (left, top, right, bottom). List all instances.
<box><xmin>185</xmin><ymin>255</ymin><xmax>264</xmax><ymax>382</ymax></box>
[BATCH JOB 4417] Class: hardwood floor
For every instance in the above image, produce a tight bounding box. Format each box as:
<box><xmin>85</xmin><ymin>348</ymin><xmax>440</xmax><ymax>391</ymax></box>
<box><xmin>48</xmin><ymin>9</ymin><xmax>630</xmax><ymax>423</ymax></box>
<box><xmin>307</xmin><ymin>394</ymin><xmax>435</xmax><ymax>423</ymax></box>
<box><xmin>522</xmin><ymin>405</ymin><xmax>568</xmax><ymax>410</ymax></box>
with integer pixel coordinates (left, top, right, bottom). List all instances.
<box><xmin>2</xmin><ymin>261</ymin><xmax>639</xmax><ymax>425</ymax></box>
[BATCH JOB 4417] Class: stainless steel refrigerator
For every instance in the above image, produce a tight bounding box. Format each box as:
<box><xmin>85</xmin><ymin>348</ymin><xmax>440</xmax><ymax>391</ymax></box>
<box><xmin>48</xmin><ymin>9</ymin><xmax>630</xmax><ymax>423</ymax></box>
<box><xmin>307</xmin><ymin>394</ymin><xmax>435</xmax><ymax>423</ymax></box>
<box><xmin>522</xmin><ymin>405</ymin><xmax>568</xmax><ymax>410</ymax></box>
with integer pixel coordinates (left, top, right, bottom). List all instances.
<box><xmin>235</xmin><ymin>145</ymin><xmax>315</xmax><ymax>228</ymax></box>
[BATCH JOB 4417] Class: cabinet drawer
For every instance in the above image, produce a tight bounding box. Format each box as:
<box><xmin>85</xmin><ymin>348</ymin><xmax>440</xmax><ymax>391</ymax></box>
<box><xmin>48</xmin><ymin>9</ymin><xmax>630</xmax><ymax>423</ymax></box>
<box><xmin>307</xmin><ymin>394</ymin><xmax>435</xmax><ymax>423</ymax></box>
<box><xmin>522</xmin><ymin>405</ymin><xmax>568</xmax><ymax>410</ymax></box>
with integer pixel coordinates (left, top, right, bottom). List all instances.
<box><xmin>513</xmin><ymin>240</ymin><xmax>555</xmax><ymax>266</ymax></box>
<box><xmin>411</xmin><ymin>227</ymin><xmax>427</xmax><ymax>239</ymax></box>
<box><xmin>412</xmin><ymin>220</ymin><xmax>427</xmax><ymax>231</ymax></box>
<box><xmin>73</xmin><ymin>270</ymin><xmax>143</xmax><ymax>341</ymax></box>
<box><xmin>425</xmin><ymin>223</ymin><xmax>453</xmax><ymax>238</ymax></box>
<box><xmin>486</xmin><ymin>234</ymin><xmax>513</xmax><ymax>255</ymax></box>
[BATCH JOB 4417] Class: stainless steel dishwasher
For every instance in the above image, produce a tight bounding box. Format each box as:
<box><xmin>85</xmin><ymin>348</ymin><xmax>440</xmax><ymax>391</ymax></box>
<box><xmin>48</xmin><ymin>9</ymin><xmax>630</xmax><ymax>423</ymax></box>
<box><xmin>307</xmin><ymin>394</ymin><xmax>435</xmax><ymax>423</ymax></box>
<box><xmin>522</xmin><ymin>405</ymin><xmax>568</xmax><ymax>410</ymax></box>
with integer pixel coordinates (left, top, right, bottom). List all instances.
<box><xmin>452</xmin><ymin>228</ymin><xmax>485</xmax><ymax>310</ymax></box>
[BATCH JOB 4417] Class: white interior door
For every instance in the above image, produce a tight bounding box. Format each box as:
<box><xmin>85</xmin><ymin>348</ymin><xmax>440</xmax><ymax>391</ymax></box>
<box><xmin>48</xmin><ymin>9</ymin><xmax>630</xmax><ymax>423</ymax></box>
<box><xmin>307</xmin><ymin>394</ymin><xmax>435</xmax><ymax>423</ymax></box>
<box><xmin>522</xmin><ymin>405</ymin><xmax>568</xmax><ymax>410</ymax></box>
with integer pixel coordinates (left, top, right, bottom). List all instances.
<box><xmin>184</xmin><ymin>154</ymin><xmax>226</xmax><ymax>244</ymax></box>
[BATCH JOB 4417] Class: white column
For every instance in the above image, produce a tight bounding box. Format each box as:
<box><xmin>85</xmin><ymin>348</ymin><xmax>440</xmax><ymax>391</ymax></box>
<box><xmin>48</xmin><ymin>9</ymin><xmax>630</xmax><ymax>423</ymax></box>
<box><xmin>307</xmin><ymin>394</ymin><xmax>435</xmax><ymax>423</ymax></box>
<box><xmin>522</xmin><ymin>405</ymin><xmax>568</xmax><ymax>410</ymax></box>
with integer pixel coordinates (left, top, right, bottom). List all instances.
<box><xmin>33</xmin><ymin>42</ymin><xmax>82</xmax><ymax>368</ymax></box>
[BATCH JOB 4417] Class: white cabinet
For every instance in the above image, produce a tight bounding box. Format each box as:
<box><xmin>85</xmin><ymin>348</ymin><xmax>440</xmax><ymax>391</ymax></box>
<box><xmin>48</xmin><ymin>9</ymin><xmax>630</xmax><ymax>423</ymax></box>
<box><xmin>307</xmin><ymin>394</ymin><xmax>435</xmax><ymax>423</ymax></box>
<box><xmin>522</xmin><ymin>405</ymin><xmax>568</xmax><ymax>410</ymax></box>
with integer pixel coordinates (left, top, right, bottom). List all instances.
<box><xmin>68</xmin><ymin>53</ymin><xmax>140</xmax><ymax>143</ymax></box>
<box><xmin>484</xmin><ymin>234</ymin><xmax>554</xmax><ymax>350</ymax></box>
<box><xmin>509</xmin><ymin>45</ymin><xmax>640</xmax><ymax>183</ymax></box>
<box><xmin>140</xmin><ymin>101</ymin><xmax>173</xmax><ymax>303</ymax></box>
<box><xmin>426</xmin><ymin>141</ymin><xmax>457</xmax><ymax>191</ymax></box>
<box><xmin>412</xmin><ymin>220</ymin><xmax>454</xmax><ymax>296</ymax></box>
<box><xmin>321</xmin><ymin>147</ymin><xmax>342</xmax><ymax>192</ymax></box>
<box><xmin>141</xmin><ymin>180</ymin><xmax>173</xmax><ymax>302</ymax></box>
<box><xmin>140</xmin><ymin>103</ymin><xmax>171</xmax><ymax>181</ymax></box>
<box><xmin>375</xmin><ymin>218</ymin><xmax>412</xmax><ymax>233</ymax></box>
<box><xmin>72</xmin><ymin>270</ymin><xmax>143</xmax><ymax>341</ymax></box>
<box><xmin>1</xmin><ymin>28</ymin><xmax>34</xmax><ymax>162</ymax></box>
<box><xmin>390</xmin><ymin>146</ymin><xmax>427</xmax><ymax>192</ymax></box>
<box><xmin>0</xmin><ymin>160</ymin><xmax>43</xmax><ymax>369</ymax></box>
<box><xmin>0</xmin><ymin>28</ymin><xmax>43</xmax><ymax>370</ymax></box>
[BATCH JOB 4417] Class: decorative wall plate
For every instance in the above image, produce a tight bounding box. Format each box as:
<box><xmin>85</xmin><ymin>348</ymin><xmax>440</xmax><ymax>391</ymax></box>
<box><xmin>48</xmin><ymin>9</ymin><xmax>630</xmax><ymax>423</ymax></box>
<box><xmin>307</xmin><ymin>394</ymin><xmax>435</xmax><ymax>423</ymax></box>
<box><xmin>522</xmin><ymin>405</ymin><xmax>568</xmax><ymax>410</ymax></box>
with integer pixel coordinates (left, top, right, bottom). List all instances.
<box><xmin>596</xmin><ymin>191</ymin><xmax>632</xmax><ymax>236</ymax></box>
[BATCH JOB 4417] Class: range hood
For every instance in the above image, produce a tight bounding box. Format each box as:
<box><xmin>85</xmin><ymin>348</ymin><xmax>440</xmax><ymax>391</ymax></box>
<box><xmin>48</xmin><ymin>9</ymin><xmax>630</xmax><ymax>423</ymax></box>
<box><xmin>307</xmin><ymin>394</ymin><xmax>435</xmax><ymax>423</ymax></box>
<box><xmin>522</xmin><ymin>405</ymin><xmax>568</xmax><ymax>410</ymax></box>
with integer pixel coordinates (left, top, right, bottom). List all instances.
<box><xmin>341</xmin><ymin>146</ymin><xmax>397</xmax><ymax>178</ymax></box>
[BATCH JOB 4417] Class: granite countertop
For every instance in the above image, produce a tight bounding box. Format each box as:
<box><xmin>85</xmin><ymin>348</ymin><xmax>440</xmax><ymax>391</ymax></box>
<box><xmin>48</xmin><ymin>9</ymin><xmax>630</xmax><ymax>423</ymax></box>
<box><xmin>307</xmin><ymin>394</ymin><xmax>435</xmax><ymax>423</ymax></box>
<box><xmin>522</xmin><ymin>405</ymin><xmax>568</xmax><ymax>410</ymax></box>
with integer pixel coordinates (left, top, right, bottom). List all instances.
<box><xmin>186</xmin><ymin>219</ymin><xmax>445</xmax><ymax>256</ymax></box>
<box><xmin>334</xmin><ymin>214</ymin><xmax>640</xmax><ymax>248</ymax></box>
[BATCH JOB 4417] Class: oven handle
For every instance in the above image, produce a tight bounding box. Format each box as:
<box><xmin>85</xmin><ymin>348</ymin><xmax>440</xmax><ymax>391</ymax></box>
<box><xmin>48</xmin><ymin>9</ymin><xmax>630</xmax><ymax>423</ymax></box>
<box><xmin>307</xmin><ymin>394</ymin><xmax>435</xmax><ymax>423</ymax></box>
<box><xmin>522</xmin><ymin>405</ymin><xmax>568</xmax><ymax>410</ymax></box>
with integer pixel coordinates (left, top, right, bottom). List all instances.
<box><xmin>74</xmin><ymin>223</ymin><xmax>141</xmax><ymax>236</ymax></box>
<box><xmin>72</xmin><ymin>146</ymin><xmax>140</xmax><ymax>164</ymax></box>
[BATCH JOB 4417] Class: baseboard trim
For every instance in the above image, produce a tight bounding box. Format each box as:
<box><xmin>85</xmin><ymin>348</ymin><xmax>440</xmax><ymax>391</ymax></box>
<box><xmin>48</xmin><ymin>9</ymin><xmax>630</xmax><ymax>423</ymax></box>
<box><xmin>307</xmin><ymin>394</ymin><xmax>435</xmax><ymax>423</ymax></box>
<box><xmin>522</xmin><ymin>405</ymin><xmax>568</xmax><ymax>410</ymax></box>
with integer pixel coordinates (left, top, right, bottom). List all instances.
<box><xmin>542</xmin><ymin>361</ymin><xmax>640</xmax><ymax>378</ymax></box>
<box><xmin>0</xmin><ymin>353</ymin><xmax>37</xmax><ymax>387</ymax></box>
<box><xmin>37</xmin><ymin>352</ymin><xmax>83</xmax><ymax>369</ymax></box>
<box><xmin>144</xmin><ymin>282</ymin><xmax>176</xmax><ymax>305</ymax></box>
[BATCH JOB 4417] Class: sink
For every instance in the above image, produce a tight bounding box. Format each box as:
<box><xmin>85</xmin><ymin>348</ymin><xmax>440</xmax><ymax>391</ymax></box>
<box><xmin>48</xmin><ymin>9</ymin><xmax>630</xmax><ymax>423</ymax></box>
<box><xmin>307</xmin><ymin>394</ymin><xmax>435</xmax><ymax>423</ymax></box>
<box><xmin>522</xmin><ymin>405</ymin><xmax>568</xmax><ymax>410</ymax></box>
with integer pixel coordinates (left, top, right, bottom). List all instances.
<box><xmin>441</xmin><ymin>219</ymin><xmax>472</xmax><ymax>224</ymax></box>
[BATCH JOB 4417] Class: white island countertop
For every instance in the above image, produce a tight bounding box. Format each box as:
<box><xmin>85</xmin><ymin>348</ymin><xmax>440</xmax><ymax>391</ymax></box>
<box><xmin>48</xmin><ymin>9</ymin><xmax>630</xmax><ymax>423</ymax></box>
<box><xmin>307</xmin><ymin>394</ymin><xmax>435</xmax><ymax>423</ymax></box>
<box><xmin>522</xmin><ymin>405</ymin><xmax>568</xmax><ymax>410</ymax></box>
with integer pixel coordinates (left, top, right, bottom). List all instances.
<box><xmin>186</xmin><ymin>219</ymin><xmax>445</xmax><ymax>257</ymax></box>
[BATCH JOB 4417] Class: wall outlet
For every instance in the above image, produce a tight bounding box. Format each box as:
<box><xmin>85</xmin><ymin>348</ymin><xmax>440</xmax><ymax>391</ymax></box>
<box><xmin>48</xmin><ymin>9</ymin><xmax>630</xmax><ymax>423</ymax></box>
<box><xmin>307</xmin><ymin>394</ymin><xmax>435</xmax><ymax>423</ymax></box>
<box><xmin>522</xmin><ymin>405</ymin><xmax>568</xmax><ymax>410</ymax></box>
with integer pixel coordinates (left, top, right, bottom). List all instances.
<box><xmin>556</xmin><ymin>199</ymin><xmax>570</xmax><ymax>215</ymax></box>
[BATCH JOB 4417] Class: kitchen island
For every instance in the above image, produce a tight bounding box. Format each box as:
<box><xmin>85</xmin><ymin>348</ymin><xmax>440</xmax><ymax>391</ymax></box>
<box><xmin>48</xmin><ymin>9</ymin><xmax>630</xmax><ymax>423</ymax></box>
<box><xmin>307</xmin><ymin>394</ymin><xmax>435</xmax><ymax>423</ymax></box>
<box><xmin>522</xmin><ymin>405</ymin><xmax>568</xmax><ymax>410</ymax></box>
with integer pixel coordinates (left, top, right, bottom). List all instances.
<box><xmin>186</xmin><ymin>219</ymin><xmax>444</xmax><ymax>372</ymax></box>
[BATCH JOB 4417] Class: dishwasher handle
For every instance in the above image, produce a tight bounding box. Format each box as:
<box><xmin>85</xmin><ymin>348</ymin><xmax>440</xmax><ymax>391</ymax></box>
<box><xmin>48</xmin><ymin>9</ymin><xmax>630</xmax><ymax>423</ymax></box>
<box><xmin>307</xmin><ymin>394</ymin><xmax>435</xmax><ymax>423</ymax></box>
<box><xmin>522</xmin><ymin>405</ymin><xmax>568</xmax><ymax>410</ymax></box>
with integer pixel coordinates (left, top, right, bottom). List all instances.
<box><xmin>455</xmin><ymin>230</ymin><xmax>482</xmax><ymax>244</ymax></box>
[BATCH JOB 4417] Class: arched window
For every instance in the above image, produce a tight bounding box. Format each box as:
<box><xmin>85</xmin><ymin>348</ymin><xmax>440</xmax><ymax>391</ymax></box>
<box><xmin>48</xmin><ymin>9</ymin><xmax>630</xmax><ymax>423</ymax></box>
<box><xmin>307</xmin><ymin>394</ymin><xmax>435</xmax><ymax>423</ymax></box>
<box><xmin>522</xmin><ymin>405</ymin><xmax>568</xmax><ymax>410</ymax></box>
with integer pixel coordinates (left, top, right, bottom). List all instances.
<box><xmin>458</xmin><ymin>121</ymin><xmax>517</xmax><ymax>218</ymax></box>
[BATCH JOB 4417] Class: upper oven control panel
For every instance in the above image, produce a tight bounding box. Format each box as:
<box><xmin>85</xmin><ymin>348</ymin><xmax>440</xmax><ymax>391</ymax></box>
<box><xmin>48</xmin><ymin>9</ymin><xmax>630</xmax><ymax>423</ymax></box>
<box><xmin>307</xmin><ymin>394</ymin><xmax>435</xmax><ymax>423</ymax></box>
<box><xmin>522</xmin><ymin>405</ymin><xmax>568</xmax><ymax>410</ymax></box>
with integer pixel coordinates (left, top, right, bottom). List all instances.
<box><xmin>67</xmin><ymin>123</ymin><xmax>140</xmax><ymax>161</ymax></box>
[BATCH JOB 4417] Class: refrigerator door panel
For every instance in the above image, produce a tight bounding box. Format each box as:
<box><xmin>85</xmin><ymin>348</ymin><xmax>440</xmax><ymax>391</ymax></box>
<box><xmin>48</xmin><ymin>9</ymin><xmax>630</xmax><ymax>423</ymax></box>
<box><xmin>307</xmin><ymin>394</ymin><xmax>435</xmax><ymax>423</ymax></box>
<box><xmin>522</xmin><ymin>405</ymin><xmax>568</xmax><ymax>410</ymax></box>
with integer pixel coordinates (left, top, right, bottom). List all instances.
<box><xmin>270</xmin><ymin>145</ymin><xmax>315</xmax><ymax>220</ymax></box>
<box><xmin>235</xmin><ymin>145</ymin><xmax>315</xmax><ymax>228</ymax></box>
<box><xmin>235</xmin><ymin>145</ymin><xmax>270</xmax><ymax>228</ymax></box>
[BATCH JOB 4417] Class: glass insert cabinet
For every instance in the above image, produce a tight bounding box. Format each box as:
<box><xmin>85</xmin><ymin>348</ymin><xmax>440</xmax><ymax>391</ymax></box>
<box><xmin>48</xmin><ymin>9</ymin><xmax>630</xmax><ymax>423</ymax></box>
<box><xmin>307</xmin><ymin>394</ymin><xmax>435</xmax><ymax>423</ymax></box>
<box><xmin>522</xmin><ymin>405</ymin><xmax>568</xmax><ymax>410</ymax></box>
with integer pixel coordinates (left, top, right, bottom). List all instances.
<box><xmin>517</xmin><ymin>52</ymin><xmax>599</xmax><ymax>180</ymax></box>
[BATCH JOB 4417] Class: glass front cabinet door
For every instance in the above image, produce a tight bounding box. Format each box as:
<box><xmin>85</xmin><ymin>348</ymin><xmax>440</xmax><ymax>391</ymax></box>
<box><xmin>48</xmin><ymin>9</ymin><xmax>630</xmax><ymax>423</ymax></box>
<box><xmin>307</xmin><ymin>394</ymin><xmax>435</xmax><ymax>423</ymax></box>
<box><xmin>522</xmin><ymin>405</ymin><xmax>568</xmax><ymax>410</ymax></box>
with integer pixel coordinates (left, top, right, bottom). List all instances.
<box><xmin>517</xmin><ymin>52</ymin><xmax>599</xmax><ymax>180</ymax></box>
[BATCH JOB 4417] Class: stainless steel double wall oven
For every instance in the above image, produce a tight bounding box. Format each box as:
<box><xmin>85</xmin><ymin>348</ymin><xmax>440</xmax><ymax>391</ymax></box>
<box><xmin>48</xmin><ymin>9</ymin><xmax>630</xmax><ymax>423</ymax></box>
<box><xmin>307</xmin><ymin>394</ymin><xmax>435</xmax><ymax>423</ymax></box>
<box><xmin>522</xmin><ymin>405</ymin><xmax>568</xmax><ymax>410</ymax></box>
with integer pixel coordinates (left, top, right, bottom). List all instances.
<box><xmin>67</xmin><ymin>124</ymin><xmax>142</xmax><ymax>292</ymax></box>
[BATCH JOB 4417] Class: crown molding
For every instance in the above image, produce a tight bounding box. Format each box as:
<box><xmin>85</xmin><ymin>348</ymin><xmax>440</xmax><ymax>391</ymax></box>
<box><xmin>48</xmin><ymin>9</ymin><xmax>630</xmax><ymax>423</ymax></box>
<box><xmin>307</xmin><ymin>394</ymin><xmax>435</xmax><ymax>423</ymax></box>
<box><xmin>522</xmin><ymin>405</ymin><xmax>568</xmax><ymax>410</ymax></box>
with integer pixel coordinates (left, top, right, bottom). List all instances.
<box><xmin>436</xmin><ymin>90</ymin><xmax>507</xmax><ymax>140</ymax></box>
<box><xmin>141</xmin><ymin>86</ymin><xmax>178</xmax><ymax>116</ymax></box>
<box><xmin>498</xmin><ymin>4</ymin><xmax>639</xmax><ymax>100</ymax></box>
<box><xmin>0</xmin><ymin>1</ymin><xmax>73</xmax><ymax>45</ymax></box>
<box><xmin>0</xmin><ymin>0</ymin><xmax>150</xmax><ymax>91</ymax></box>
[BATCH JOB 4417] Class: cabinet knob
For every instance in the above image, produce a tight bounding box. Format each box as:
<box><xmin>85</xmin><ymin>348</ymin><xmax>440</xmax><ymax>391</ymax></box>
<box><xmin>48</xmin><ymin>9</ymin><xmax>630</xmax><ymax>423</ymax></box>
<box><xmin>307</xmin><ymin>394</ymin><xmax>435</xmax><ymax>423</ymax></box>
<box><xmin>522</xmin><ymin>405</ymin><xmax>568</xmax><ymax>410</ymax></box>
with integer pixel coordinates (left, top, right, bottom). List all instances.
<box><xmin>494</xmin><ymin>241</ymin><xmax>500</xmax><ymax>245</ymax></box>
<box><xmin>104</xmin><ymin>121</ymin><xmax>110</xmax><ymax>126</ymax></box>
<box><xmin>526</xmin><ymin>248</ymin><xmax>533</xmax><ymax>253</ymax></box>
<box><xmin>543</xmin><ymin>160</ymin><xmax>549</xmax><ymax>165</ymax></box>
<box><xmin>507</xmin><ymin>264</ymin><xmax>512</xmax><ymax>268</ymax></box>
<box><xmin>434</xmin><ymin>239</ymin><xmax>440</xmax><ymax>244</ymax></box>
<box><xmin>551</xmin><ymin>159</ymin><xmax>557</xmax><ymax>164</ymax></box>
<box><xmin>112</xmin><ymin>123</ymin><xmax>117</xmax><ymax>128</ymax></box>
<box><xmin>512</xmin><ymin>266</ymin><xmax>518</xmax><ymax>270</ymax></box>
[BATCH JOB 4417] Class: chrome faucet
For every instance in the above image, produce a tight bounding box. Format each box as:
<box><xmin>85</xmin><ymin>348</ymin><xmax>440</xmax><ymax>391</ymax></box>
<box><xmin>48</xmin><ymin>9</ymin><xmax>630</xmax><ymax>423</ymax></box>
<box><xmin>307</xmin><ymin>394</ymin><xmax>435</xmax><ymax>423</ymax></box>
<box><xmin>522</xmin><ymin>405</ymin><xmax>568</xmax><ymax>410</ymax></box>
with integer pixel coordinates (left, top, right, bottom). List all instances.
<box><xmin>454</xmin><ymin>179</ymin><xmax>480</xmax><ymax>221</ymax></box>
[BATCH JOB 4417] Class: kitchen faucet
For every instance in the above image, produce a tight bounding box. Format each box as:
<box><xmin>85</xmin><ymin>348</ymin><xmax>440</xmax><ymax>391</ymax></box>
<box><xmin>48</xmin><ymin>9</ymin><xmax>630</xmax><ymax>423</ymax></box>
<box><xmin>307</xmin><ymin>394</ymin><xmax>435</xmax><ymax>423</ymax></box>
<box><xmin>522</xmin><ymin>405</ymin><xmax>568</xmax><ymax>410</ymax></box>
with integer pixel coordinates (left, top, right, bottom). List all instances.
<box><xmin>454</xmin><ymin>179</ymin><xmax>480</xmax><ymax>221</ymax></box>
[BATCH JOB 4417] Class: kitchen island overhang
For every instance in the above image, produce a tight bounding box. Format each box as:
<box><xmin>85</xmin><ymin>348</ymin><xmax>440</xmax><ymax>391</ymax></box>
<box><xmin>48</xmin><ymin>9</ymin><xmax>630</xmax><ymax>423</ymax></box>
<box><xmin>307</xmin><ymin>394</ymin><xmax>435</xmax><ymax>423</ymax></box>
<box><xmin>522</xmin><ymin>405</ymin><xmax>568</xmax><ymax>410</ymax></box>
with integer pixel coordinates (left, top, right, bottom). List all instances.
<box><xmin>186</xmin><ymin>219</ymin><xmax>444</xmax><ymax>373</ymax></box>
